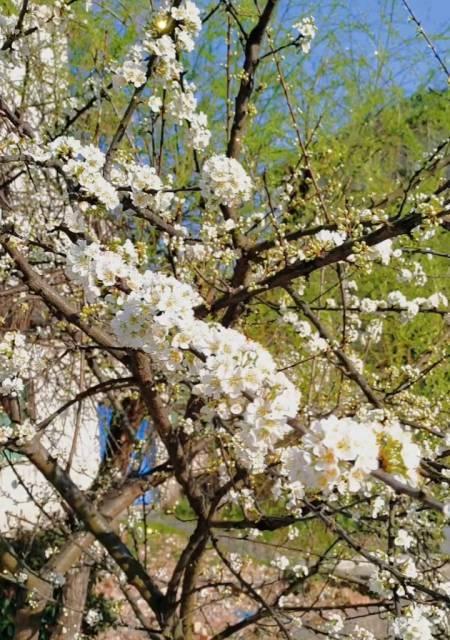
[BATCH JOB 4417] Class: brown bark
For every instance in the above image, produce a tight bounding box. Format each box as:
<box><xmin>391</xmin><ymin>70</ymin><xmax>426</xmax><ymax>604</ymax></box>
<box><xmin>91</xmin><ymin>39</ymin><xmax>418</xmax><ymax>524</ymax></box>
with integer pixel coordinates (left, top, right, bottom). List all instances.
<box><xmin>10</xmin><ymin>472</ymin><xmax>167</xmax><ymax>640</ymax></box>
<box><xmin>50</xmin><ymin>566</ymin><xmax>91</xmax><ymax>640</ymax></box>
<box><xmin>14</xmin><ymin>610</ymin><xmax>45</xmax><ymax>640</ymax></box>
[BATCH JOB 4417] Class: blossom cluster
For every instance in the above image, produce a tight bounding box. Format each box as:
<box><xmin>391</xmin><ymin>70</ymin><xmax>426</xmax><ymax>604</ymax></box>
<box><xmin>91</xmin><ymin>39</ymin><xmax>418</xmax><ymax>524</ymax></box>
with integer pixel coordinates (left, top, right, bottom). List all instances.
<box><xmin>281</xmin><ymin>415</ymin><xmax>422</xmax><ymax>501</ymax></box>
<box><xmin>398</xmin><ymin>262</ymin><xmax>428</xmax><ymax>286</ymax></box>
<box><xmin>200</xmin><ymin>155</ymin><xmax>253</xmax><ymax>208</ymax></box>
<box><xmin>114</xmin><ymin>1</ymin><xmax>210</xmax><ymax>150</ymax></box>
<box><xmin>368</xmin><ymin>238</ymin><xmax>395</xmax><ymax>265</ymax></box>
<box><xmin>293</xmin><ymin>16</ymin><xmax>317</xmax><ymax>54</ymax></box>
<box><xmin>281</xmin><ymin>311</ymin><xmax>329</xmax><ymax>354</ymax></box>
<box><xmin>116</xmin><ymin>44</ymin><xmax>149</xmax><ymax>88</ymax></box>
<box><xmin>385</xmin><ymin>290</ymin><xmax>448</xmax><ymax>322</ymax></box>
<box><xmin>165</xmin><ymin>82</ymin><xmax>211</xmax><ymax>150</ymax></box>
<box><xmin>170</xmin><ymin>0</ymin><xmax>202</xmax><ymax>51</ymax></box>
<box><xmin>281</xmin><ymin>416</ymin><xmax>378</xmax><ymax>498</ymax></box>
<box><xmin>65</xmin><ymin>239</ymin><xmax>428</xmax><ymax>488</ymax></box>
<box><xmin>392</xmin><ymin>605</ymin><xmax>435</xmax><ymax>640</ymax></box>
<box><xmin>313</xmin><ymin>229</ymin><xmax>346</xmax><ymax>248</ymax></box>
<box><xmin>111</xmin><ymin>269</ymin><xmax>202</xmax><ymax>353</ymax></box>
<box><xmin>65</xmin><ymin>238</ymin><xmax>433</xmax><ymax>485</ymax></box>
<box><xmin>49</xmin><ymin>137</ymin><xmax>119</xmax><ymax>210</ymax></box>
<box><xmin>376</xmin><ymin>420</ymin><xmax>422</xmax><ymax>484</ymax></box>
<box><xmin>0</xmin><ymin>332</ymin><xmax>30</xmax><ymax>397</ymax></box>
<box><xmin>127</xmin><ymin>163</ymin><xmax>175</xmax><ymax>219</ymax></box>
<box><xmin>116</xmin><ymin>1</ymin><xmax>201</xmax><ymax>87</ymax></box>
<box><xmin>85</xmin><ymin>608</ymin><xmax>103</xmax><ymax>628</ymax></box>
<box><xmin>44</xmin><ymin>138</ymin><xmax>256</xmax><ymax>232</ymax></box>
<box><xmin>66</xmin><ymin>239</ymin><xmax>138</xmax><ymax>302</ymax></box>
<box><xmin>66</xmin><ymin>240</ymin><xmax>300</xmax><ymax>472</ymax></box>
<box><xmin>111</xmin><ymin>278</ymin><xmax>299</xmax><ymax>473</ymax></box>
<box><xmin>190</xmin><ymin>325</ymin><xmax>300</xmax><ymax>471</ymax></box>
<box><xmin>0</xmin><ymin>418</ymin><xmax>35</xmax><ymax>446</ymax></box>
<box><xmin>322</xmin><ymin>290</ymin><xmax>448</xmax><ymax>323</ymax></box>
<box><xmin>46</xmin><ymin>137</ymin><xmax>181</xmax><ymax>221</ymax></box>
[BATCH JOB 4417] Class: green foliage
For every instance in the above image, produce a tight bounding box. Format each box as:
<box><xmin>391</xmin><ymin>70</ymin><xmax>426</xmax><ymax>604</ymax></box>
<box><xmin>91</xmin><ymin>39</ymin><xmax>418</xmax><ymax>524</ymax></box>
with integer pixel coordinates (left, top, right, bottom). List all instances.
<box><xmin>174</xmin><ymin>497</ymin><xmax>197</xmax><ymax>520</ymax></box>
<box><xmin>82</xmin><ymin>593</ymin><xmax>119</xmax><ymax>636</ymax></box>
<box><xmin>0</xmin><ymin>582</ymin><xmax>59</xmax><ymax>640</ymax></box>
<box><xmin>0</xmin><ymin>590</ymin><xmax>15</xmax><ymax>640</ymax></box>
<box><xmin>244</xmin><ymin>85</ymin><xmax>449</xmax><ymax>417</ymax></box>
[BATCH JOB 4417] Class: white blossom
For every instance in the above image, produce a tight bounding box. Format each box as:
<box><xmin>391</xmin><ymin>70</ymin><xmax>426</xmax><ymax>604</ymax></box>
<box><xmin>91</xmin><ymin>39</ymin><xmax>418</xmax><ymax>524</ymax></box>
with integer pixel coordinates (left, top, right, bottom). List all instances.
<box><xmin>369</xmin><ymin>239</ymin><xmax>394</xmax><ymax>265</ymax></box>
<box><xmin>200</xmin><ymin>155</ymin><xmax>252</xmax><ymax>207</ymax></box>
<box><xmin>394</xmin><ymin>529</ymin><xmax>414</xmax><ymax>550</ymax></box>
<box><xmin>49</xmin><ymin>137</ymin><xmax>119</xmax><ymax>210</ymax></box>
<box><xmin>293</xmin><ymin>16</ymin><xmax>317</xmax><ymax>54</ymax></box>
<box><xmin>0</xmin><ymin>332</ymin><xmax>30</xmax><ymax>397</ymax></box>
<box><xmin>85</xmin><ymin>608</ymin><xmax>103</xmax><ymax>627</ymax></box>
<box><xmin>392</xmin><ymin>605</ymin><xmax>434</xmax><ymax>640</ymax></box>
<box><xmin>314</xmin><ymin>229</ymin><xmax>346</xmax><ymax>247</ymax></box>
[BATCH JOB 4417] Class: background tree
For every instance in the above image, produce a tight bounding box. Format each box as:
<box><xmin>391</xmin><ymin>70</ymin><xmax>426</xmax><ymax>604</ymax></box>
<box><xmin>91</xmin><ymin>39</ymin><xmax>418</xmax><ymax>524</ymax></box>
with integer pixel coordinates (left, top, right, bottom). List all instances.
<box><xmin>0</xmin><ymin>0</ymin><xmax>449</xmax><ymax>639</ymax></box>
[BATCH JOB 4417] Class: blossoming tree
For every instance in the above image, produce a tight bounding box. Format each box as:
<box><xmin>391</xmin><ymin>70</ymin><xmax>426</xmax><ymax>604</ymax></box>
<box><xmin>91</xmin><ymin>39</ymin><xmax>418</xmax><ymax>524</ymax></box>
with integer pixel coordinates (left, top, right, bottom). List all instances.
<box><xmin>0</xmin><ymin>0</ymin><xmax>449</xmax><ymax>638</ymax></box>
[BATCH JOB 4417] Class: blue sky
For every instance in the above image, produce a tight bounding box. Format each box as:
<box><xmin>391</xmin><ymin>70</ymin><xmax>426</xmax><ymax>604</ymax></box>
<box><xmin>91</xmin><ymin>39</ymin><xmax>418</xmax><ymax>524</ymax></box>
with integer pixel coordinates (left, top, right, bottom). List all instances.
<box><xmin>191</xmin><ymin>0</ymin><xmax>449</xmax><ymax>140</ymax></box>
<box><xmin>401</xmin><ymin>0</ymin><xmax>450</xmax><ymax>31</ymax></box>
<box><xmin>280</xmin><ymin>0</ymin><xmax>450</xmax><ymax>91</ymax></box>
<box><xmin>195</xmin><ymin>0</ymin><xmax>449</xmax><ymax>96</ymax></box>
<box><xmin>349</xmin><ymin>0</ymin><xmax>450</xmax><ymax>76</ymax></box>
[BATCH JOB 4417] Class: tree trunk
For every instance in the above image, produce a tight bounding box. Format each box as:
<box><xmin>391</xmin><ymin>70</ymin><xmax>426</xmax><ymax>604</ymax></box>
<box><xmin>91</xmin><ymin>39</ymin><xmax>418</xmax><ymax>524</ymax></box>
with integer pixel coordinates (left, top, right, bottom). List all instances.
<box><xmin>50</xmin><ymin>565</ymin><xmax>91</xmax><ymax>640</ymax></box>
<box><xmin>14</xmin><ymin>606</ymin><xmax>45</xmax><ymax>640</ymax></box>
